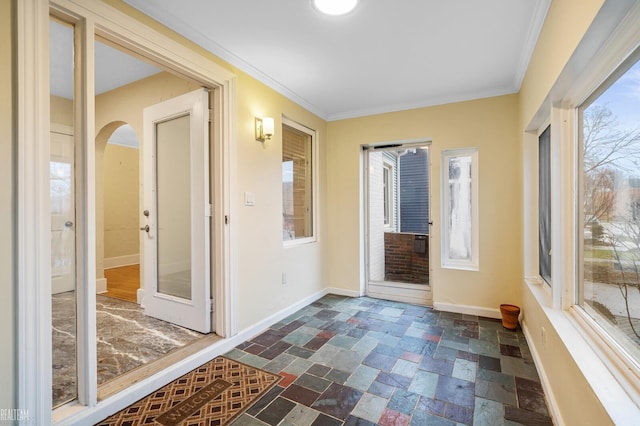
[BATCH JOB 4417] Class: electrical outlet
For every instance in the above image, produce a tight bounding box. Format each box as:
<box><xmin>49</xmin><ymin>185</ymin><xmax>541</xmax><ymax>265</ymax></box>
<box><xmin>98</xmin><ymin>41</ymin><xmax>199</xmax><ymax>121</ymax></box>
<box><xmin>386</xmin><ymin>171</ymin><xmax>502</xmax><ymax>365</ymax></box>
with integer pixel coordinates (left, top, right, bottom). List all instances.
<box><xmin>282</xmin><ymin>272</ymin><xmax>287</xmax><ymax>285</ymax></box>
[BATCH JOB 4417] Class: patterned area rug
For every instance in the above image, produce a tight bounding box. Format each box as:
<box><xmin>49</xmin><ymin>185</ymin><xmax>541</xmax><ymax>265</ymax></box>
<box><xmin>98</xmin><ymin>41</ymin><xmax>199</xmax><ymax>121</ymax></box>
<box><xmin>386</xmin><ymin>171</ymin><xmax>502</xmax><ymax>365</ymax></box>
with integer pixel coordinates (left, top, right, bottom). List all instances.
<box><xmin>98</xmin><ymin>356</ymin><xmax>281</xmax><ymax>426</ymax></box>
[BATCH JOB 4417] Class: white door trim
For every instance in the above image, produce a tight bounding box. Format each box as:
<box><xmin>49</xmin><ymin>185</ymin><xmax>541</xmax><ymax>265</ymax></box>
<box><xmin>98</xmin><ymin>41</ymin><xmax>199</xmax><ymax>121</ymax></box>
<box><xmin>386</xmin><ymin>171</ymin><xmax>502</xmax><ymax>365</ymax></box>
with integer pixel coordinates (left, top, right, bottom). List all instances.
<box><xmin>18</xmin><ymin>0</ymin><xmax>237</xmax><ymax>422</ymax></box>
<box><xmin>16</xmin><ymin>0</ymin><xmax>53</xmax><ymax>420</ymax></box>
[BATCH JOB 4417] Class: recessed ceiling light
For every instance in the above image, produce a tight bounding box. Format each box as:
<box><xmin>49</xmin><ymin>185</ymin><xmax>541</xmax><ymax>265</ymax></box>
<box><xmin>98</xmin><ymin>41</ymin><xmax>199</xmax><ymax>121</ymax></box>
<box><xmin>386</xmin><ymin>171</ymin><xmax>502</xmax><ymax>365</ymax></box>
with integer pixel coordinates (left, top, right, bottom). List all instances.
<box><xmin>312</xmin><ymin>0</ymin><xmax>358</xmax><ymax>16</ymax></box>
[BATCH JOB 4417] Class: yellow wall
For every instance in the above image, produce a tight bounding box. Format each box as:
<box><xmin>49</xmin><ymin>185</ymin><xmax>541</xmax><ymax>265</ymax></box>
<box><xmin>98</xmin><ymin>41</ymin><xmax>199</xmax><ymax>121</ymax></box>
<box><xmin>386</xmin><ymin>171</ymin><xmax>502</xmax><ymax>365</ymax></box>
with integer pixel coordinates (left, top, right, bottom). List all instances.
<box><xmin>103</xmin><ymin>143</ymin><xmax>140</xmax><ymax>260</ymax></box>
<box><xmin>326</xmin><ymin>95</ymin><xmax>521</xmax><ymax>310</ymax></box>
<box><xmin>519</xmin><ymin>0</ymin><xmax>605</xmax><ymax>128</ymax></box>
<box><xmin>51</xmin><ymin>96</ymin><xmax>73</xmax><ymax>127</ymax></box>
<box><xmin>234</xmin><ymin>68</ymin><xmax>328</xmax><ymax>330</ymax></box>
<box><xmin>0</xmin><ymin>0</ymin><xmax>14</xmax><ymax>411</ymax></box>
<box><xmin>518</xmin><ymin>0</ymin><xmax>615</xmax><ymax>424</ymax></box>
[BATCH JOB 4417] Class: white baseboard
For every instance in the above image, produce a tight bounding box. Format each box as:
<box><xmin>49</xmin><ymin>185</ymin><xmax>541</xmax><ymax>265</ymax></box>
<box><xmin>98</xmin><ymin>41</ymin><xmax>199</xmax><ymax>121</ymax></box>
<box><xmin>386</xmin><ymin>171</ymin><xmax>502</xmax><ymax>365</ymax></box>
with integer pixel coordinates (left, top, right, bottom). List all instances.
<box><xmin>137</xmin><ymin>288</ymin><xmax>144</xmax><ymax>306</ymax></box>
<box><xmin>96</xmin><ymin>278</ymin><xmax>107</xmax><ymax>294</ymax></box>
<box><xmin>104</xmin><ymin>254</ymin><xmax>140</xmax><ymax>269</ymax></box>
<box><xmin>327</xmin><ymin>287</ymin><xmax>363</xmax><ymax>298</ymax></box>
<box><xmin>521</xmin><ymin>319</ymin><xmax>562</xmax><ymax>426</ymax></box>
<box><xmin>231</xmin><ymin>288</ymin><xmax>330</xmax><ymax>343</ymax></box>
<box><xmin>433</xmin><ymin>302</ymin><xmax>502</xmax><ymax>319</ymax></box>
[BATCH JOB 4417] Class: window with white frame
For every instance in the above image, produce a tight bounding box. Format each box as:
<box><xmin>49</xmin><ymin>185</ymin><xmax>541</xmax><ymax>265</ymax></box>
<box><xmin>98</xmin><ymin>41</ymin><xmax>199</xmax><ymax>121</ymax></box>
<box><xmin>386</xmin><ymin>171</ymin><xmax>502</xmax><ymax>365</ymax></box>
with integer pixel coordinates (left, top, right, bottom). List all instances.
<box><xmin>441</xmin><ymin>148</ymin><xmax>479</xmax><ymax>270</ymax></box>
<box><xmin>282</xmin><ymin>119</ymin><xmax>316</xmax><ymax>243</ymax></box>
<box><xmin>578</xmin><ymin>52</ymin><xmax>640</xmax><ymax>366</ymax></box>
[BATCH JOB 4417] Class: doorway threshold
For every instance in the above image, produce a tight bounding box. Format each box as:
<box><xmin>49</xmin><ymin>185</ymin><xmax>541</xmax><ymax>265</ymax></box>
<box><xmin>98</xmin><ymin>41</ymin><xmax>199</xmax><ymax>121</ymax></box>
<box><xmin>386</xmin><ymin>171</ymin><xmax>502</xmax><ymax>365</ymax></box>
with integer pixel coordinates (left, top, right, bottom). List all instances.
<box><xmin>368</xmin><ymin>281</ymin><xmax>433</xmax><ymax>306</ymax></box>
<box><xmin>97</xmin><ymin>334</ymin><xmax>222</xmax><ymax>401</ymax></box>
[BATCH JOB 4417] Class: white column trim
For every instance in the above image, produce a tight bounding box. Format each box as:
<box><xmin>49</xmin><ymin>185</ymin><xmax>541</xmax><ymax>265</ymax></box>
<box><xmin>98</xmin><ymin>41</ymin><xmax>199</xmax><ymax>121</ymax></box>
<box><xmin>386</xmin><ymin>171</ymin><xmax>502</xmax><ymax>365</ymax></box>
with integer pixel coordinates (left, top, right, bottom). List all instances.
<box><xmin>16</xmin><ymin>0</ymin><xmax>52</xmax><ymax>422</ymax></box>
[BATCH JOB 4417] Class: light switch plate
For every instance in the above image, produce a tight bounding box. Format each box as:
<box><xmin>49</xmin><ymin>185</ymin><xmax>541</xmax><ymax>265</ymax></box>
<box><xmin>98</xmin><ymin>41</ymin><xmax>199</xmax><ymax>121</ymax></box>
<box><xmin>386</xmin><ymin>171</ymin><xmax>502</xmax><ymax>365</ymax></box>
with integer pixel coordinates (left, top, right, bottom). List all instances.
<box><xmin>244</xmin><ymin>191</ymin><xmax>256</xmax><ymax>206</ymax></box>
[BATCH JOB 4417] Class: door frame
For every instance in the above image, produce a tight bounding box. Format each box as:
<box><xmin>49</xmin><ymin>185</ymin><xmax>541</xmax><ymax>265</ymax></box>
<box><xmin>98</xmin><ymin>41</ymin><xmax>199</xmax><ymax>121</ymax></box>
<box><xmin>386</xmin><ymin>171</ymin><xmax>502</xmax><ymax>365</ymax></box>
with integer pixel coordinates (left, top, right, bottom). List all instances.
<box><xmin>17</xmin><ymin>0</ymin><xmax>237</xmax><ymax>422</ymax></box>
<box><xmin>362</xmin><ymin>139</ymin><xmax>433</xmax><ymax>306</ymax></box>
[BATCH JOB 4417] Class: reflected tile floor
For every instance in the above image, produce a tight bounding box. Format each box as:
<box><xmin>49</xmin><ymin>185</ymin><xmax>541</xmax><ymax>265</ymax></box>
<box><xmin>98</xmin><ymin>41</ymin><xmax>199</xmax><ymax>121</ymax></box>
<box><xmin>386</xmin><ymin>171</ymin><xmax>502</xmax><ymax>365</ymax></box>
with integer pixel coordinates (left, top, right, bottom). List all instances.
<box><xmin>225</xmin><ymin>295</ymin><xmax>552</xmax><ymax>426</ymax></box>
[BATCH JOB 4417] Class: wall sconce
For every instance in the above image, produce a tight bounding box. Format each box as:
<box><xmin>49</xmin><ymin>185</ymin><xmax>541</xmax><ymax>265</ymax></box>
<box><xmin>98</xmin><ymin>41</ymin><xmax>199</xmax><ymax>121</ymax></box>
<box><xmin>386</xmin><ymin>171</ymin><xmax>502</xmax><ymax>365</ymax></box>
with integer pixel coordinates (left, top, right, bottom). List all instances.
<box><xmin>255</xmin><ymin>117</ymin><xmax>274</xmax><ymax>142</ymax></box>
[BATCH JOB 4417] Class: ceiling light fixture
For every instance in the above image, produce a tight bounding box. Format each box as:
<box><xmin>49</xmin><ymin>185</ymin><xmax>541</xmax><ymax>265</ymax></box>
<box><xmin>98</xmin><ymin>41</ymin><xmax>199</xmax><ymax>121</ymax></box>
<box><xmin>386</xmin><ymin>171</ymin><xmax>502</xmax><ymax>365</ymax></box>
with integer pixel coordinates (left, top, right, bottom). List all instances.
<box><xmin>312</xmin><ymin>0</ymin><xmax>358</xmax><ymax>16</ymax></box>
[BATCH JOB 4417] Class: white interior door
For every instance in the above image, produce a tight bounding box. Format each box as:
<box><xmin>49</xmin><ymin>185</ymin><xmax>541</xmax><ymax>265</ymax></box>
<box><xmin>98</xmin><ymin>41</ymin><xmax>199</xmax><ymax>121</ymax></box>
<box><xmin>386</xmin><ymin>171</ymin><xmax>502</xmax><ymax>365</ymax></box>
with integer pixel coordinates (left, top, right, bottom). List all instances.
<box><xmin>51</xmin><ymin>127</ymin><xmax>75</xmax><ymax>294</ymax></box>
<box><xmin>142</xmin><ymin>88</ymin><xmax>211</xmax><ymax>333</ymax></box>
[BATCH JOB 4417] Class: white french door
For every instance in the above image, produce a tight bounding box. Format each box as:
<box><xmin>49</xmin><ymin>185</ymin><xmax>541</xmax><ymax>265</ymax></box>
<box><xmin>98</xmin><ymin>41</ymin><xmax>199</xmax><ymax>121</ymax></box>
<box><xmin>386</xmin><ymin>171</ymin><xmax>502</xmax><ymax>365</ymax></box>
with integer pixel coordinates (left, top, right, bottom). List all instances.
<box><xmin>50</xmin><ymin>126</ymin><xmax>75</xmax><ymax>294</ymax></box>
<box><xmin>142</xmin><ymin>88</ymin><xmax>212</xmax><ymax>334</ymax></box>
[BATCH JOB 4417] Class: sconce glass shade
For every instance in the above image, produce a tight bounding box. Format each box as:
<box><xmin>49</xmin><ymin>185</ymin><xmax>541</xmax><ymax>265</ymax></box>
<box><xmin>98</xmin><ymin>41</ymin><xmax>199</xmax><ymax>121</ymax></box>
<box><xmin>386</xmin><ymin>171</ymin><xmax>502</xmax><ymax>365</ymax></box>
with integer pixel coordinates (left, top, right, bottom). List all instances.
<box><xmin>262</xmin><ymin>117</ymin><xmax>275</xmax><ymax>138</ymax></box>
<box><xmin>312</xmin><ymin>0</ymin><xmax>358</xmax><ymax>16</ymax></box>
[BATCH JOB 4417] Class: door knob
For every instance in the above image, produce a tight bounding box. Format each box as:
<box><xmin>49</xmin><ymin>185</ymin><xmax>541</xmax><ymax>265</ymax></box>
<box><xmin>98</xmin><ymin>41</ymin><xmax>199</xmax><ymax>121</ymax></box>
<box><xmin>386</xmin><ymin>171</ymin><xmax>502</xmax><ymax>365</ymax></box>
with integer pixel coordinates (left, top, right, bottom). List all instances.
<box><xmin>64</xmin><ymin>221</ymin><xmax>73</xmax><ymax>228</ymax></box>
<box><xmin>140</xmin><ymin>225</ymin><xmax>150</xmax><ymax>232</ymax></box>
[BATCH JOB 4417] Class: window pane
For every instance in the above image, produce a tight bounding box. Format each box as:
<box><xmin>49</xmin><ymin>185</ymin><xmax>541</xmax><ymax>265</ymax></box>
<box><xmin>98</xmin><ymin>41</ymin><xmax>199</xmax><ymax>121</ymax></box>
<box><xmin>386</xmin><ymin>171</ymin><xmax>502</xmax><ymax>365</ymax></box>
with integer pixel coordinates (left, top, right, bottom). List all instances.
<box><xmin>581</xmin><ymin>58</ymin><xmax>640</xmax><ymax>361</ymax></box>
<box><xmin>442</xmin><ymin>148</ymin><xmax>478</xmax><ymax>270</ymax></box>
<box><xmin>282</xmin><ymin>123</ymin><xmax>313</xmax><ymax>241</ymax></box>
<box><xmin>539</xmin><ymin>126</ymin><xmax>551</xmax><ymax>284</ymax></box>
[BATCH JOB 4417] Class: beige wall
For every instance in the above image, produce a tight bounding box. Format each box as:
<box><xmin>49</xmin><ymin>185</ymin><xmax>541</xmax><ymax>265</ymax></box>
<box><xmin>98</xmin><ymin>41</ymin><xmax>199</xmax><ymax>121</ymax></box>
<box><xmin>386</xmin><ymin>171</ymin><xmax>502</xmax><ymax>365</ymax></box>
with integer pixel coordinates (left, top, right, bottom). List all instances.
<box><xmin>326</xmin><ymin>95</ymin><xmax>521</xmax><ymax>310</ymax></box>
<box><xmin>0</xmin><ymin>0</ymin><xmax>14</xmax><ymax>411</ymax></box>
<box><xmin>234</xmin><ymin>70</ymin><xmax>328</xmax><ymax>330</ymax></box>
<box><xmin>103</xmin><ymin>143</ymin><xmax>140</xmax><ymax>260</ymax></box>
<box><xmin>518</xmin><ymin>0</ymin><xmax>616</xmax><ymax>424</ymax></box>
<box><xmin>51</xmin><ymin>96</ymin><xmax>73</xmax><ymax>127</ymax></box>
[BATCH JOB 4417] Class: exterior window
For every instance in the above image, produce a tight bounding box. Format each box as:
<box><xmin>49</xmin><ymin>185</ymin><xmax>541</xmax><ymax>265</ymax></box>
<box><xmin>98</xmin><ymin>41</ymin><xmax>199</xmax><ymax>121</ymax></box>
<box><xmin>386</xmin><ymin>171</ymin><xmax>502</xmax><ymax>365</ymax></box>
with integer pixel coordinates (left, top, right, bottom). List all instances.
<box><xmin>579</xmin><ymin>56</ymin><xmax>640</xmax><ymax>364</ymax></box>
<box><xmin>383</xmin><ymin>163</ymin><xmax>393</xmax><ymax>226</ymax></box>
<box><xmin>282</xmin><ymin>120</ymin><xmax>315</xmax><ymax>243</ymax></box>
<box><xmin>539</xmin><ymin>126</ymin><xmax>551</xmax><ymax>285</ymax></box>
<box><xmin>441</xmin><ymin>148</ymin><xmax>479</xmax><ymax>270</ymax></box>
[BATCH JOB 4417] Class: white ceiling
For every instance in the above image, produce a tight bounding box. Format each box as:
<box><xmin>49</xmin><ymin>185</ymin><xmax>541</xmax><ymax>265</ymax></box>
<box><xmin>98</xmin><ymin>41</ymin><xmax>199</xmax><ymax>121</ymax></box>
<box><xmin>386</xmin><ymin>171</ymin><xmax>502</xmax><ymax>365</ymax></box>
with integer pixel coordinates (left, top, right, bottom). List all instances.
<box><xmin>50</xmin><ymin>20</ymin><xmax>160</xmax><ymax>100</ymax></box>
<box><xmin>123</xmin><ymin>0</ymin><xmax>551</xmax><ymax>121</ymax></box>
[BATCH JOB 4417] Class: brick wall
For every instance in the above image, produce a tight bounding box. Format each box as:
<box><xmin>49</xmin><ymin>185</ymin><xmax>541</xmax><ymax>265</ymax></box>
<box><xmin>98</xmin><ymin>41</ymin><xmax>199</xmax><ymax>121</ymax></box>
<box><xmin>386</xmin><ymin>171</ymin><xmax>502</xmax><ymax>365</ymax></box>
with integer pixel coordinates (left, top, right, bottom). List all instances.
<box><xmin>384</xmin><ymin>232</ymin><xmax>429</xmax><ymax>284</ymax></box>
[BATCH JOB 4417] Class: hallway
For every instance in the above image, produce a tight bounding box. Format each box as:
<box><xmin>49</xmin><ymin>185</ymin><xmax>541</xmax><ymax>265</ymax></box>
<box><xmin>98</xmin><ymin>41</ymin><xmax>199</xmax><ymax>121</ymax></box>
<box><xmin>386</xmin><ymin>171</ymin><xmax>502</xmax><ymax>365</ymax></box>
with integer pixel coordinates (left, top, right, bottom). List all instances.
<box><xmin>223</xmin><ymin>295</ymin><xmax>551</xmax><ymax>425</ymax></box>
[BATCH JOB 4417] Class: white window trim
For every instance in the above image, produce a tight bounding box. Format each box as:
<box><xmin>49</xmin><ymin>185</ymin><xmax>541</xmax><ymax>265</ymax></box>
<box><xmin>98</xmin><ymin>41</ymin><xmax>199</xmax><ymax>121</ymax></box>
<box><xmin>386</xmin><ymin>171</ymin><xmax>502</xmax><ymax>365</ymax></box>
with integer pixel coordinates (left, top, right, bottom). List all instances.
<box><xmin>282</xmin><ymin>116</ymin><xmax>318</xmax><ymax>248</ymax></box>
<box><xmin>441</xmin><ymin>147</ymin><xmax>479</xmax><ymax>271</ymax></box>
<box><xmin>18</xmin><ymin>0</ymin><xmax>238</xmax><ymax>423</ymax></box>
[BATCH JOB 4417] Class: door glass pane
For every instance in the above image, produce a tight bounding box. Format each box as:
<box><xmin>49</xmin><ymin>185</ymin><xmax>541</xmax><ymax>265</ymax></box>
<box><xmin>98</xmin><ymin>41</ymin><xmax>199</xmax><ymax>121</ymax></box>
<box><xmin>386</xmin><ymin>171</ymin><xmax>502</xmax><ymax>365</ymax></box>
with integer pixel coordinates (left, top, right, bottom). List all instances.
<box><xmin>156</xmin><ymin>114</ymin><xmax>192</xmax><ymax>300</ymax></box>
<box><xmin>50</xmin><ymin>17</ymin><xmax>77</xmax><ymax>407</ymax></box>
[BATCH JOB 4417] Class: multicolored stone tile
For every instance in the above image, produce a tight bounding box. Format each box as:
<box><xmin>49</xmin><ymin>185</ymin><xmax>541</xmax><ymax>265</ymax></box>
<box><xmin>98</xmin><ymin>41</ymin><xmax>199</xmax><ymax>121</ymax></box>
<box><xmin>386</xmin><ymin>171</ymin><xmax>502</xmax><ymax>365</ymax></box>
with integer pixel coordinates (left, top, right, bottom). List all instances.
<box><xmin>225</xmin><ymin>295</ymin><xmax>552</xmax><ymax>425</ymax></box>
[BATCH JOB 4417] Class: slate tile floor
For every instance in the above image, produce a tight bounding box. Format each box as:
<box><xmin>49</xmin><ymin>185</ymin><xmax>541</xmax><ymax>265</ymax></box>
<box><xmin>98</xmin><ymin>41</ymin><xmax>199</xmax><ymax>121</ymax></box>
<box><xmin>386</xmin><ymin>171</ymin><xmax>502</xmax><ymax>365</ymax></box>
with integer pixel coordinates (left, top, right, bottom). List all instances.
<box><xmin>225</xmin><ymin>295</ymin><xmax>552</xmax><ymax>425</ymax></box>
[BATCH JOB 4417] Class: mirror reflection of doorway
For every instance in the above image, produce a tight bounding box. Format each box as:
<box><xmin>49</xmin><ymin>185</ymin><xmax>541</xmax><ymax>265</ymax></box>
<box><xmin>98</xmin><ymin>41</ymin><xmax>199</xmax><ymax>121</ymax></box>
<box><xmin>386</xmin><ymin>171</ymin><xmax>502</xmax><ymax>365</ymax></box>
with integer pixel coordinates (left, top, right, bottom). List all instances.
<box><xmin>50</xmin><ymin>16</ymin><xmax>219</xmax><ymax>409</ymax></box>
<box><xmin>365</xmin><ymin>143</ymin><xmax>433</xmax><ymax>306</ymax></box>
<box><xmin>101</xmin><ymin>124</ymin><xmax>142</xmax><ymax>303</ymax></box>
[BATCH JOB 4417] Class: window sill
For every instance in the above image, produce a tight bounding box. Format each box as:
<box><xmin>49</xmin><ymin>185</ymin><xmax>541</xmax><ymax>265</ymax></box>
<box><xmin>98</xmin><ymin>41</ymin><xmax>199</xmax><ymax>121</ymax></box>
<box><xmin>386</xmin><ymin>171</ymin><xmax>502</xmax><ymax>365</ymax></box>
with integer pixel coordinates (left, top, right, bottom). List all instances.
<box><xmin>525</xmin><ymin>280</ymin><xmax>640</xmax><ymax>425</ymax></box>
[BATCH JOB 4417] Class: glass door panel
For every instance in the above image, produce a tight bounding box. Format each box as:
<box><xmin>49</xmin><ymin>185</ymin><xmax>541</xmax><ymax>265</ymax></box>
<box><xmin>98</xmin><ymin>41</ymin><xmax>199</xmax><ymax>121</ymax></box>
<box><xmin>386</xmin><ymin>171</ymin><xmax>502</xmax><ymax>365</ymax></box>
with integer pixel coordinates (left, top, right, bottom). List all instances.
<box><xmin>156</xmin><ymin>114</ymin><xmax>192</xmax><ymax>300</ymax></box>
